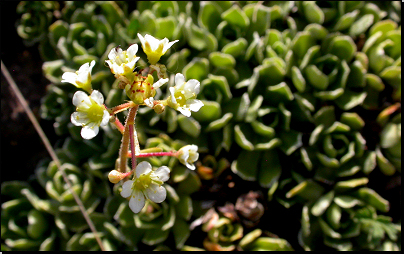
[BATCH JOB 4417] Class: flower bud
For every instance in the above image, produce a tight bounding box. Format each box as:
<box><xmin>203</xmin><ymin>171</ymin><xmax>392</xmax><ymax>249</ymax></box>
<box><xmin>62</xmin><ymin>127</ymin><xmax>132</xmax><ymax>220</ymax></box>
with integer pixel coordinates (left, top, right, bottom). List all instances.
<box><xmin>154</xmin><ymin>103</ymin><xmax>165</xmax><ymax>114</ymax></box>
<box><xmin>177</xmin><ymin>144</ymin><xmax>199</xmax><ymax>170</ymax></box>
<box><xmin>108</xmin><ymin>170</ymin><xmax>125</xmax><ymax>184</ymax></box>
<box><xmin>125</xmin><ymin>74</ymin><xmax>156</xmax><ymax>105</ymax></box>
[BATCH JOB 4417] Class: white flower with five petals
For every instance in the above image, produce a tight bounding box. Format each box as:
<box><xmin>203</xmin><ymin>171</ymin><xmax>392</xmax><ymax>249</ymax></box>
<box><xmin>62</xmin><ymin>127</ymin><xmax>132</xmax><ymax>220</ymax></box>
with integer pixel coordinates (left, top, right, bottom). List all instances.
<box><xmin>120</xmin><ymin>161</ymin><xmax>170</xmax><ymax>213</ymax></box>
<box><xmin>70</xmin><ymin>90</ymin><xmax>110</xmax><ymax>139</ymax></box>
<box><xmin>167</xmin><ymin>73</ymin><xmax>204</xmax><ymax>117</ymax></box>
<box><xmin>105</xmin><ymin>44</ymin><xmax>140</xmax><ymax>83</ymax></box>
<box><xmin>137</xmin><ymin>33</ymin><xmax>178</xmax><ymax>65</ymax></box>
<box><xmin>61</xmin><ymin>60</ymin><xmax>95</xmax><ymax>93</ymax></box>
<box><xmin>177</xmin><ymin>145</ymin><xmax>199</xmax><ymax>170</ymax></box>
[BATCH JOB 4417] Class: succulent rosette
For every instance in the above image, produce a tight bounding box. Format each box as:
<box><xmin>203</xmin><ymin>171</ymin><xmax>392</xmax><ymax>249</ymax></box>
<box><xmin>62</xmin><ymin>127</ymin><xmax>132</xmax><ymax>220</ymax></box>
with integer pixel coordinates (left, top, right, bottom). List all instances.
<box><xmin>298</xmin><ymin>187</ymin><xmax>400</xmax><ymax>251</ymax></box>
<box><xmin>16</xmin><ymin>1</ymin><xmax>59</xmax><ymax>46</ymax></box>
<box><xmin>298</xmin><ymin>106</ymin><xmax>367</xmax><ymax>181</ymax></box>
<box><xmin>33</xmin><ymin>161</ymin><xmax>110</xmax><ymax>234</ymax></box>
<box><xmin>1</xmin><ymin>181</ymin><xmax>59</xmax><ymax>251</ymax></box>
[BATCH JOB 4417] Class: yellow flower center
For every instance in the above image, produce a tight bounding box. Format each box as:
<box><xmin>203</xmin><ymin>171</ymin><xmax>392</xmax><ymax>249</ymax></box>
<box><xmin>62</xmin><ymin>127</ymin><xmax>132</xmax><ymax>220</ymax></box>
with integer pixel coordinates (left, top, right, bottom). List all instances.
<box><xmin>174</xmin><ymin>90</ymin><xmax>187</xmax><ymax>106</ymax></box>
<box><xmin>87</xmin><ymin>102</ymin><xmax>105</xmax><ymax>123</ymax></box>
<box><xmin>133</xmin><ymin>174</ymin><xmax>152</xmax><ymax>191</ymax></box>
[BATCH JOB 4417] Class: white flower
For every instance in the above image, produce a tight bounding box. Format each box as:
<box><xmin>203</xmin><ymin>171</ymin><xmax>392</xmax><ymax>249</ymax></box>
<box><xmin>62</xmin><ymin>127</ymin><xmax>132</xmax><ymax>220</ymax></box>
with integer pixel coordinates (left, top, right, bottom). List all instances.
<box><xmin>167</xmin><ymin>73</ymin><xmax>204</xmax><ymax>117</ymax></box>
<box><xmin>105</xmin><ymin>44</ymin><xmax>140</xmax><ymax>83</ymax></box>
<box><xmin>61</xmin><ymin>60</ymin><xmax>95</xmax><ymax>93</ymax></box>
<box><xmin>177</xmin><ymin>145</ymin><xmax>199</xmax><ymax>170</ymax></box>
<box><xmin>70</xmin><ymin>90</ymin><xmax>110</xmax><ymax>139</ymax></box>
<box><xmin>137</xmin><ymin>33</ymin><xmax>178</xmax><ymax>64</ymax></box>
<box><xmin>120</xmin><ymin>161</ymin><xmax>170</xmax><ymax>213</ymax></box>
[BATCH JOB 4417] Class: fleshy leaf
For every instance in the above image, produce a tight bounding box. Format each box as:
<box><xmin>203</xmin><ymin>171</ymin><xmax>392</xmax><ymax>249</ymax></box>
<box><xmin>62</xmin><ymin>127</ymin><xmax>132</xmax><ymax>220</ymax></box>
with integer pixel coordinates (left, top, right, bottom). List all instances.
<box><xmin>305</xmin><ymin>65</ymin><xmax>329</xmax><ymax>90</ymax></box>
<box><xmin>375</xmin><ymin>146</ymin><xmax>396</xmax><ymax>176</ymax></box>
<box><xmin>205</xmin><ymin>113</ymin><xmax>233</xmax><ymax>132</ymax></box>
<box><xmin>191</xmin><ymin>100</ymin><xmax>221</xmax><ymax>122</ymax></box>
<box><xmin>349</xmin><ymin>14</ymin><xmax>374</xmax><ymax>37</ymax></box>
<box><xmin>183</xmin><ymin>57</ymin><xmax>209</xmax><ymax>81</ymax></box>
<box><xmin>221</xmin><ymin>5</ymin><xmax>250</xmax><ymax>29</ymax></box>
<box><xmin>177</xmin><ymin>115</ymin><xmax>201</xmax><ymax>138</ymax></box>
<box><xmin>353</xmin><ymin>187</ymin><xmax>390</xmax><ymax>213</ymax></box>
<box><xmin>335</xmin><ymin>90</ymin><xmax>367</xmax><ymax>110</ymax></box>
<box><xmin>291</xmin><ymin>66</ymin><xmax>306</xmax><ymax>93</ymax></box>
<box><xmin>209</xmin><ymin>52</ymin><xmax>236</xmax><ymax>69</ymax></box>
<box><xmin>332</xmin><ymin>10</ymin><xmax>359</xmax><ymax>31</ymax></box>
<box><xmin>258</xmin><ymin>149</ymin><xmax>282</xmax><ymax>188</ymax></box>
<box><xmin>334</xmin><ymin>178</ymin><xmax>369</xmax><ymax>191</ymax></box>
<box><xmin>231</xmin><ymin>150</ymin><xmax>260</xmax><ymax>181</ymax></box>
<box><xmin>328</xmin><ymin>36</ymin><xmax>357</xmax><ymax>62</ymax></box>
<box><xmin>303</xmin><ymin>2</ymin><xmax>324</xmax><ymax>24</ymax></box>
<box><xmin>222</xmin><ymin>38</ymin><xmax>248</xmax><ymax>58</ymax></box>
<box><xmin>311</xmin><ymin>190</ymin><xmax>335</xmax><ymax>216</ymax></box>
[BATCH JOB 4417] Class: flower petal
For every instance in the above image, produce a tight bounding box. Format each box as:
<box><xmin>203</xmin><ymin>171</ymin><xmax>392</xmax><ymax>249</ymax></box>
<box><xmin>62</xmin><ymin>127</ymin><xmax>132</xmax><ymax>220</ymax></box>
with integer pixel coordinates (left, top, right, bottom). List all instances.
<box><xmin>137</xmin><ymin>33</ymin><xmax>146</xmax><ymax>47</ymax></box>
<box><xmin>127</xmin><ymin>44</ymin><xmax>138</xmax><ymax>59</ymax></box>
<box><xmin>77</xmin><ymin>62</ymin><xmax>90</xmax><ymax>75</ymax></box>
<box><xmin>108</xmin><ymin>47</ymin><xmax>118</xmax><ymax>61</ymax></box>
<box><xmin>121</xmin><ymin>180</ymin><xmax>134</xmax><ymax>198</ymax></box>
<box><xmin>136</xmin><ymin>161</ymin><xmax>152</xmax><ymax>178</ymax></box>
<box><xmin>185</xmin><ymin>162</ymin><xmax>195</xmax><ymax>170</ymax></box>
<box><xmin>179</xmin><ymin>152</ymin><xmax>189</xmax><ymax>165</ymax></box>
<box><xmin>144</xmin><ymin>97</ymin><xmax>154</xmax><ymax>108</ymax></box>
<box><xmin>153</xmin><ymin>78</ymin><xmax>169</xmax><ymax>89</ymax></box>
<box><xmin>81</xmin><ymin>125</ymin><xmax>99</xmax><ymax>139</ymax></box>
<box><xmin>187</xmin><ymin>99</ymin><xmax>204</xmax><ymax>112</ymax></box>
<box><xmin>100</xmin><ymin>110</ymin><xmax>110</xmax><ymax>126</ymax></box>
<box><xmin>90</xmin><ymin>90</ymin><xmax>104</xmax><ymax>105</ymax></box>
<box><xmin>185</xmin><ymin>79</ymin><xmax>200</xmax><ymax>95</ymax></box>
<box><xmin>145</xmin><ymin>34</ymin><xmax>160</xmax><ymax>51</ymax></box>
<box><xmin>61</xmin><ymin>72</ymin><xmax>78</xmax><ymax>85</ymax></box>
<box><xmin>178</xmin><ymin>107</ymin><xmax>191</xmax><ymax>117</ymax></box>
<box><xmin>153</xmin><ymin>166</ymin><xmax>170</xmax><ymax>182</ymax></box>
<box><xmin>169</xmin><ymin>87</ymin><xmax>177</xmax><ymax>104</ymax></box>
<box><xmin>129</xmin><ymin>190</ymin><xmax>145</xmax><ymax>213</ymax></box>
<box><xmin>72</xmin><ymin>91</ymin><xmax>91</xmax><ymax>107</ymax></box>
<box><xmin>145</xmin><ymin>184</ymin><xmax>166</xmax><ymax>203</ymax></box>
<box><xmin>71</xmin><ymin>112</ymin><xmax>88</xmax><ymax>126</ymax></box>
<box><xmin>174</xmin><ymin>73</ymin><xmax>185</xmax><ymax>87</ymax></box>
<box><xmin>163</xmin><ymin>40</ymin><xmax>179</xmax><ymax>53</ymax></box>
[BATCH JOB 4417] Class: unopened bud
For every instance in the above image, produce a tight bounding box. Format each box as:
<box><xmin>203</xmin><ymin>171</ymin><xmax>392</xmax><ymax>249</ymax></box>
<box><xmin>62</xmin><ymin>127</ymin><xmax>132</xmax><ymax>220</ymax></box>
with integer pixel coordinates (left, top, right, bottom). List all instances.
<box><xmin>154</xmin><ymin>103</ymin><xmax>165</xmax><ymax>114</ymax></box>
<box><xmin>108</xmin><ymin>170</ymin><xmax>125</xmax><ymax>184</ymax></box>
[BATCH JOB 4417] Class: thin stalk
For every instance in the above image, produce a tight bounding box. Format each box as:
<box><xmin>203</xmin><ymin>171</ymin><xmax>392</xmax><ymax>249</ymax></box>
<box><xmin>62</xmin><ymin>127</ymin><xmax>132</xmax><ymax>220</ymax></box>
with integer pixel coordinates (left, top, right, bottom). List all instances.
<box><xmin>1</xmin><ymin>61</ymin><xmax>105</xmax><ymax>251</ymax></box>
<box><xmin>113</xmin><ymin>116</ymin><xmax>125</xmax><ymax>135</ymax></box>
<box><xmin>111</xmin><ymin>101</ymin><xmax>135</xmax><ymax>114</ymax></box>
<box><xmin>129</xmin><ymin>124</ymin><xmax>137</xmax><ymax>172</ymax></box>
<box><xmin>118</xmin><ymin>105</ymin><xmax>138</xmax><ymax>174</ymax></box>
<box><xmin>127</xmin><ymin>151</ymin><xmax>177</xmax><ymax>158</ymax></box>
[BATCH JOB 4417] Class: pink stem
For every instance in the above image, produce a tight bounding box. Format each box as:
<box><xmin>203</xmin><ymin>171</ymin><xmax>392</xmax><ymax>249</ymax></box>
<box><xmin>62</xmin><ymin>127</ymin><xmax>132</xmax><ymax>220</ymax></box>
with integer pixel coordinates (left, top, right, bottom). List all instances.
<box><xmin>126</xmin><ymin>151</ymin><xmax>177</xmax><ymax>158</ymax></box>
<box><xmin>129</xmin><ymin>124</ymin><xmax>137</xmax><ymax>171</ymax></box>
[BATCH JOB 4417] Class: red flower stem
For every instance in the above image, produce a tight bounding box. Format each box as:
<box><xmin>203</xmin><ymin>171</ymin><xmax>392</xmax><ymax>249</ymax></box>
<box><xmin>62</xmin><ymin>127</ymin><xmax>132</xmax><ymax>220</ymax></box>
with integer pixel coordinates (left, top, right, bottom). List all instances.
<box><xmin>126</xmin><ymin>151</ymin><xmax>178</xmax><ymax>158</ymax></box>
<box><xmin>118</xmin><ymin>105</ymin><xmax>138</xmax><ymax>174</ymax></box>
<box><xmin>111</xmin><ymin>101</ymin><xmax>135</xmax><ymax>114</ymax></box>
<box><xmin>113</xmin><ymin>116</ymin><xmax>125</xmax><ymax>134</ymax></box>
<box><xmin>129</xmin><ymin>124</ymin><xmax>137</xmax><ymax>172</ymax></box>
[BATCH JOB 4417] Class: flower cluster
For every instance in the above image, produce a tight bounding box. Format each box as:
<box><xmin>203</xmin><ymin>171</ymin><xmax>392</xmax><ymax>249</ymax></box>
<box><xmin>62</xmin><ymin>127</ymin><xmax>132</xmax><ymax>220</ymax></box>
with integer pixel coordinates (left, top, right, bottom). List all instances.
<box><xmin>62</xmin><ymin>34</ymin><xmax>203</xmax><ymax>213</ymax></box>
